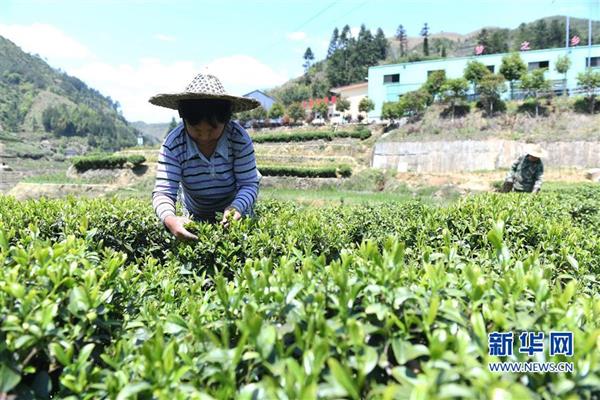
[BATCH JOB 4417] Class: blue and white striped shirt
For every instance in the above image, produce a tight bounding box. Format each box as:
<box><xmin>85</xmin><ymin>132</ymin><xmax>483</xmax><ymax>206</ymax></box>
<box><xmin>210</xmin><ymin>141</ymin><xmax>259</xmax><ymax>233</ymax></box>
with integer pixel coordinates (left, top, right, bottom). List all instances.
<box><xmin>152</xmin><ymin>120</ymin><xmax>260</xmax><ymax>222</ymax></box>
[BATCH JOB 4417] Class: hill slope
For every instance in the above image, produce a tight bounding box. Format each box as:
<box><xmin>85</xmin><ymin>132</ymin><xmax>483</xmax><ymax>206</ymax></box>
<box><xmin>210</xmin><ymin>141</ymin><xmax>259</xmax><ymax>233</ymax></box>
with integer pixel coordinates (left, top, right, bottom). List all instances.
<box><xmin>0</xmin><ymin>35</ymin><xmax>139</xmax><ymax>152</ymax></box>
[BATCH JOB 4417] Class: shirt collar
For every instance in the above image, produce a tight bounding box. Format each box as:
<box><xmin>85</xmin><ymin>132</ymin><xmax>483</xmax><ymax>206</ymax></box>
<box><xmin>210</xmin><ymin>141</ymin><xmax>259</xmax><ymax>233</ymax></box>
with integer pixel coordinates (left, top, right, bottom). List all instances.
<box><xmin>183</xmin><ymin>122</ymin><xmax>230</xmax><ymax>162</ymax></box>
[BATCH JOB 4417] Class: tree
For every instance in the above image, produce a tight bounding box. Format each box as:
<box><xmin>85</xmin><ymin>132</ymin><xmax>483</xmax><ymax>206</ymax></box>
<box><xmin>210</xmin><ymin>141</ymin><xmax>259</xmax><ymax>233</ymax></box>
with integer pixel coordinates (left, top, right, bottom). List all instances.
<box><xmin>358</xmin><ymin>97</ymin><xmax>374</xmax><ymax>114</ymax></box>
<box><xmin>398</xmin><ymin>90</ymin><xmax>430</xmax><ymax>118</ymax></box>
<box><xmin>251</xmin><ymin>106</ymin><xmax>268</xmax><ymax>121</ymax></box>
<box><xmin>464</xmin><ymin>60</ymin><xmax>491</xmax><ymax>94</ymax></box>
<box><xmin>555</xmin><ymin>55</ymin><xmax>571</xmax><ymax>96</ymax></box>
<box><xmin>268</xmin><ymin>103</ymin><xmax>285</xmax><ymax>119</ymax></box>
<box><xmin>327</xmin><ymin>28</ymin><xmax>339</xmax><ymax>58</ymax></box>
<box><xmin>422</xmin><ymin>70</ymin><xmax>446</xmax><ymax>103</ymax></box>
<box><xmin>339</xmin><ymin>25</ymin><xmax>352</xmax><ymax>49</ymax></box>
<box><xmin>381</xmin><ymin>101</ymin><xmax>401</xmax><ymax>120</ymax></box>
<box><xmin>303</xmin><ymin>47</ymin><xmax>315</xmax><ymax>73</ymax></box>
<box><xmin>499</xmin><ymin>53</ymin><xmax>526</xmax><ymax>99</ymax></box>
<box><xmin>395</xmin><ymin>24</ymin><xmax>407</xmax><ymax>57</ymax></box>
<box><xmin>336</xmin><ymin>97</ymin><xmax>350</xmax><ymax>113</ymax></box>
<box><xmin>532</xmin><ymin>19</ymin><xmax>548</xmax><ymax>49</ymax></box>
<box><xmin>312</xmin><ymin>101</ymin><xmax>329</xmax><ymax>119</ymax></box>
<box><xmin>478</xmin><ymin>74</ymin><xmax>506</xmax><ymax>116</ymax></box>
<box><xmin>440</xmin><ymin>78</ymin><xmax>469</xmax><ymax>120</ymax></box>
<box><xmin>278</xmin><ymin>83</ymin><xmax>311</xmax><ymax>106</ymax></box>
<box><xmin>287</xmin><ymin>103</ymin><xmax>306</xmax><ymax>123</ymax></box>
<box><xmin>520</xmin><ymin>69</ymin><xmax>551</xmax><ymax>117</ymax></box>
<box><xmin>374</xmin><ymin>28</ymin><xmax>389</xmax><ymax>60</ymax></box>
<box><xmin>420</xmin><ymin>23</ymin><xmax>430</xmax><ymax>56</ymax></box>
<box><xmin>549</xmin><ymin>20</ymin><xmax>564</xmax><ymax>48</ymax></box>
<box><xmin>576</xmin><ymin>69</ymin><xmax>600</xmax><ymax>114</ymax></box>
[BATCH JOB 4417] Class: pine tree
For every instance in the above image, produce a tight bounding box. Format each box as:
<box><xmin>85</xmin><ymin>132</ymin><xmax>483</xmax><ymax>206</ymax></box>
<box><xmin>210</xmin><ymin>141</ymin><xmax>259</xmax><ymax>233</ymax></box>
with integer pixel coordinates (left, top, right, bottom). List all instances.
<box><xmin>339</xmin><ymin>25</ymin><xmax>351</xmax><ymax>49</ymax></box>
<box><xmin>374</xmin><ymin>28</ymin><xmax>389</xmax><ymax>60</ymax></box>
<box><xmin>533</xmin><ymin>19</ymin><xmax>548</xmax><ymax>49</ymax></box>
<box><xmin>327</xmin><ymin>27</ymin><xmax>339</xmax><ymax>58</ymax></box>
<box><xmin>303</xmin><ymin>47</ymin><xmax>315</xmax><ymax>72</ymax></box>
<box><xmin>395</xmin><ymin>24</ymin><xmax>407</xmax><ymax>57</ymax></box>
<box><xmin>420</xmin><ymin>23</ymin><xmax>430</xmax><ymax>56</ymax></box>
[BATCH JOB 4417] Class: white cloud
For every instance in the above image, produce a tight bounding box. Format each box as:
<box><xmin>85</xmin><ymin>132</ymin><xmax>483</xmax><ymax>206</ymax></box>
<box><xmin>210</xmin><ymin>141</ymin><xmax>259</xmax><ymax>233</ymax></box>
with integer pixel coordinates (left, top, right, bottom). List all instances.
<box><xmin>154</xmin><ymin>33</ymin><xmax>176</xmax><ymax>42</ymax></box>
<box><xmin>287</xmin><ymin>31</ymin><xmax>307</xmax><ymax>41</ymax></box>
<box><xmin>71</xmin><ymin>58</ymin><xmax>196</xmax><ymax>123</ymax></box>
<box><xmin>71</xmin><ymin>56</ymin><xmax>289</xmax><ymax>123</ymax></box>
<box><xmin>203</xmin><ymin>55</ymin><xmax>289</xmax><ymax>96</ymax></box>
<box><xmin>0</xmin><ymin>23</ymin><xmax>94</xmax><ymax>61</ymax></box>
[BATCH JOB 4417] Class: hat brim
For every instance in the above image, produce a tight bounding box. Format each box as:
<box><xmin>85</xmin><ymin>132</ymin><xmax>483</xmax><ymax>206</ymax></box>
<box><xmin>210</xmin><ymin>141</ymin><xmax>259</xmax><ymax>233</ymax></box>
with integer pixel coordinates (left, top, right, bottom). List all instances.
<box><xmin>149</xmin><ymin>93</ymin><xmax>261</xmax><ymax>112</ymax></box>
<box><xmin>526</xmin><ymin>149</ymin><xmax>548</xmax><ymax>158</ymax></box>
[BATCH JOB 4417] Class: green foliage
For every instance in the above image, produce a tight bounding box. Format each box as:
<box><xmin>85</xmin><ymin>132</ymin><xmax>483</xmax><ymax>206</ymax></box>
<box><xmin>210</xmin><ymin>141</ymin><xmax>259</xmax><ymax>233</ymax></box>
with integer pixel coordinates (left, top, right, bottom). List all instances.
<box><xmin>72</xmin><ymin>154</ymin><xmax>128</xmax><ymax>172</ymax></box>
<box><xmin>399</xmin><ymin>90</ymin><xmax>431</xmax><ymax>118</ymax></box>
<box><xmin>477</xmin><ymin>74</ymin><xmax>507</xmax><ymax>115</ymax></box>
<box><xmin>440</xmin><ymin>78</ymin><xmax>469</xmax><ymax>119</ymax></box>
<box><xmin>0</xmin><ymin>185</ymin><xmax>599</xmax><ymax>398</ymax></box>
<box><xmin>476</xmin><ymin>28</ymin><xmax>509</xmax><ymax>54</ymax></box>
<box><xmin>554</xmin><ymin>55</ymin><xmax>571</xmax><ymax>75</ymax></box>
<box><xmin>335</xmin><ymin>97</ymin><xmax>351</xmax><ymax>113</ymax></box>
<box><xmin>268</xmin><ymin>103</ymin><xmax>285</xmax><ymax>120</ymax></box>
<box><xmin>251</xmin><ymin>128</ymin><xmax>371</xmax><ymax>143</ymax></box>
<box><xmin>126</xmin><ymin>155</ymin><xmax>146</xmax><ymax>167</ymax></box>
<box><xmin>259</xmin><ymin>164</ymin><xmax>352</xmax><ymax>178</ymax></box>
<box><xmin>0</xmin><ymin>36</ymin><xmax>137</xmax><ymax>149</ymax></box>
<box><xmin>381</xmin><ymin>101</ymin><xmax>402</xmax><ymax>120</ymax></box>
<box><xmin>422</xmin><ymin>71</ymin><xmax>447</xmax><ymax>103</ymax></box>
<box><xmin>464</xmin><ymin>61</ymin><xmax>491</xmax><ymax>89</ymax></box>
<box><xmin>286</xmin><ymin>103</ymin><xmax>306</xmax><ymax>123</ymax></box>
<box><xmin>500</xmin><ymin>53</ymin><xmax>527</xmax><ymax>99</ymax></box>
<box><xmin>520</xmin><ymin>69</ymin><xmax>551</xmax><ymax>117</ymax></box>
<box><xmin>358</xmin><ymin>97</ymin><xmax>375</xmax><ymax>113</ymax></box>
<box><xmin>251</xmin><ymin>106</ymin><xmax>268</xmax><ymax>121</ymax></box>
<box><xmin>312</xmin><ymin>101</ymin><xmax>329</xmax><ymax>118</ymax></box>
<box><xmin>576</xmin><ymin>69</ymin><xmax>600</xmax><ymax>114</ymax></box>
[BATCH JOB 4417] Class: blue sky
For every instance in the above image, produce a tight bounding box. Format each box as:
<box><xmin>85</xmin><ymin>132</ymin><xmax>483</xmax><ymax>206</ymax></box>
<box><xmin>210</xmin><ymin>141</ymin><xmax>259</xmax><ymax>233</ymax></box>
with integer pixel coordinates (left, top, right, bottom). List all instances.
<box><xmin>1</xmin><ymin>0</ymin><xmax>598</xmax><ymax>122</ymax></box>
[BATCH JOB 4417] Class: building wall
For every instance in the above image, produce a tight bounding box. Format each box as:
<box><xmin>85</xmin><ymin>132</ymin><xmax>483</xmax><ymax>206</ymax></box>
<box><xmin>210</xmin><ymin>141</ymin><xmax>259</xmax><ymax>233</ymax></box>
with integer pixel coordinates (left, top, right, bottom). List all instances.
<box><xmin>368</xmin><ymin>45</ymin><xmax>600</xmax><ymax>120</ymax></box>
<box><xmin>244</xmin><ymin>90</ymin><xmax>276</xmax><ymax>111</ymax></box>
<box><xmin>373</xmin><ymin>139</ymin><xmax>600</xmax><ymax>172</ymax></box>
<box><xmin>333</xmin><ymin>85</ymin><xmax>368</xmax><ymax>120</ymax></box>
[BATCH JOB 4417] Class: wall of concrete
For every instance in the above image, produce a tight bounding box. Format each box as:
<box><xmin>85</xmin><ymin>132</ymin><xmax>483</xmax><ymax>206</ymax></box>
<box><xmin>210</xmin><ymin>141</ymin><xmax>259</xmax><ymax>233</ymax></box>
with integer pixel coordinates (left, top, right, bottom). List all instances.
<box><xmin>372</xmin><ymin>140</ymin><xmax>600</xmax><ymax>172</ymax></box>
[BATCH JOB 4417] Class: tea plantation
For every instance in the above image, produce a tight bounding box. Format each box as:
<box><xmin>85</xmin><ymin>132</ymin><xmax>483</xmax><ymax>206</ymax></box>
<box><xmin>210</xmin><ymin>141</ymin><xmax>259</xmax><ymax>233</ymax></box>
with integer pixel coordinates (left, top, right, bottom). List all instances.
<box><xmin>0</xmin><ymin>186</ymin><xmax>599</xmax><ymax>399</ymax></box>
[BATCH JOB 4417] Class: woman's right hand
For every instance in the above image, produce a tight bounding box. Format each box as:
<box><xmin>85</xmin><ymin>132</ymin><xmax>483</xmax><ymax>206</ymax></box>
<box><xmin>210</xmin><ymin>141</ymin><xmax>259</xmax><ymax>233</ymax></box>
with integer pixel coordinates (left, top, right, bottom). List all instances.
<box><xmin>164</xmin><ymin>215</ymin><xmax>198</xmax><ymax>241</ymax></box>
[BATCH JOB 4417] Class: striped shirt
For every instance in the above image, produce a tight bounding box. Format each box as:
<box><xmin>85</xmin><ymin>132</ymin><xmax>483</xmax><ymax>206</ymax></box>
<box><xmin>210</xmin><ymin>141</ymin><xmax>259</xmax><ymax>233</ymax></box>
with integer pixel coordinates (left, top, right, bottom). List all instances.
<box><xmin>152</xmin><ymin>120</ymin><xmax>260</xmax><ymax>222</ymax></box>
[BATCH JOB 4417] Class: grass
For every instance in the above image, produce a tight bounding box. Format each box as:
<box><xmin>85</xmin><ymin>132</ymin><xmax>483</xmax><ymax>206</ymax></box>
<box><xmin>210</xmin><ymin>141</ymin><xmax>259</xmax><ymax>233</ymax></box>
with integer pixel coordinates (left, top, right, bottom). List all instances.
<box><xmin>21</xmin><ymin>172</ymin><xmax>112</xmax><ymax>185</ymax></box>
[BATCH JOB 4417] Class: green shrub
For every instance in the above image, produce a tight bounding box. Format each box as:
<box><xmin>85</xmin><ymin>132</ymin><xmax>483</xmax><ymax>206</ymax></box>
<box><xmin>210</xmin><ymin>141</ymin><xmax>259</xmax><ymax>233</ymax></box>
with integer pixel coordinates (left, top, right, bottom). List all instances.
<box><xmin>72</xmin><ymin>154</ymin><xmax>127</xmax><ymax>172</ymax></box>
<box><xmin>126</xmin><ymin>154</ymin><xmax>146</xmax><ymax>166</ymax></box>
<box><xmin>259</xmin><ymin>164</ymin><xmax>352</xmax><ymax>178</ymax></box>
<box><xmin>251</xmin><ymin>128</ymin><xmax>371</xmax><ymax>143</ymax></box>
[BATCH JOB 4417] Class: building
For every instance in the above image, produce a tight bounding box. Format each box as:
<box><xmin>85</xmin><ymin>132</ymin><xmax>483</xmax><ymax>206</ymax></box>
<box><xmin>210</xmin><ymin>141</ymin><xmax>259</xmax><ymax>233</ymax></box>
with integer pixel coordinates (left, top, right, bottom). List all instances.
<box><xmin>367</xmin><ymin>44</ymin><xmax>600</xmax><ymax>121</ymax></box>
<box><xmin>243</xmin><ymin>90</ymin><xmax>277</xmax><ymax>111</ymax></box>
<box><xmin>330</xmin><ymin>82</ymin><xmax>368</xmax><ymax>121</ymax></box>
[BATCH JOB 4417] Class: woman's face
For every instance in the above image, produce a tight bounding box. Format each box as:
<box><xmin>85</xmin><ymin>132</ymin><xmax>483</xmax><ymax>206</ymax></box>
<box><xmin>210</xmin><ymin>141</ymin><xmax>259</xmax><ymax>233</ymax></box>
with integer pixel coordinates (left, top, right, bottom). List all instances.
<box><xmin>185</xmin><ymin>120</ymin><xmax>225</xmax><ymax>143</ymax></box>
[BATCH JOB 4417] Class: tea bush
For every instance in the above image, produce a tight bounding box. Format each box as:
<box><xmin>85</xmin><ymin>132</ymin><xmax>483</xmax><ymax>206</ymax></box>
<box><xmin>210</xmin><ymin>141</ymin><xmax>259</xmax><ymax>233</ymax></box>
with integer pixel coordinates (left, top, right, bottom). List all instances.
<box><xmin>0</xmin><ymin>185</ymin><xmax>599</xmax><ymax>399</ymax></box>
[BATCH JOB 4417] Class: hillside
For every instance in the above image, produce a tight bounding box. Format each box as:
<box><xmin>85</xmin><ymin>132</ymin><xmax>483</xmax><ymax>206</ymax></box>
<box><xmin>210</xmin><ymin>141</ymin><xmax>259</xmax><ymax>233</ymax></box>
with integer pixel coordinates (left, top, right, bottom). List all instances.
<box><xmin>388</xmin><ymin>16</ymin><xmax>600</xmax><ymax>60</ymax></box>
<box><xmin>130</xmin><ymin>121</ymin><xmax>170</xmax><ymax>145</ymax></box>
<box><xmin>0</xmin><ymin>35</ymin><xmax>139</xmax><ymax>154</ymax></box>
<box><xmin>267</xmin><ymin>16</ymin><xmax>600</xmax><ymax>104</ymax></box>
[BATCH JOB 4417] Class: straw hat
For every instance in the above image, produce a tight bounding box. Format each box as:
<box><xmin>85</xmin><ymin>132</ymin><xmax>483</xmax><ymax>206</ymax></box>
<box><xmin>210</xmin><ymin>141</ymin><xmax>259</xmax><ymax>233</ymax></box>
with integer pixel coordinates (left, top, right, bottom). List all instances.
<box><xmin>149</xmin><ymin>73</ymin><xmax>260</xmax><ymax>112</ymax></box>
<box><xmin>525</xmin><ymin>144</ymin><xmax>548</xmax><ymax>159</ymax></box>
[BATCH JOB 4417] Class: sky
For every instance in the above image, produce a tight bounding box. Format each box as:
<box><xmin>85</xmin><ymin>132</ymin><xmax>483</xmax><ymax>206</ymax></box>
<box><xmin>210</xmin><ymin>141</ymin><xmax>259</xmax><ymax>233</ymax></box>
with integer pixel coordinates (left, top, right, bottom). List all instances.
<box><xmin>1</xmin><ymin>0</ymin><xmax>599</xmax><ymax>123</ymax></box>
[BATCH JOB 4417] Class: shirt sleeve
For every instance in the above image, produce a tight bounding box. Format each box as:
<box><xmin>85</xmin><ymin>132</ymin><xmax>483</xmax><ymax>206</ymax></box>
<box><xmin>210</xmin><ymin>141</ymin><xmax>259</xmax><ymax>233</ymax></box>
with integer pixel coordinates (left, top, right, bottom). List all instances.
<box><xmin>229</xmin><ymin>124</ymin><xmax>259</xmax><ymax>215</ymax></box>
<box><xmin>152</xmin><ymin>141</ymin><xmax>183</xmax><ymax>223</ymax></box>
<box><xmin>533</xmin><ymin>161</ymin><xmax>544</xmax><ymax>191</ymax></box>
<box><xmin>506</xmin><ymin>156</ymin><xmax>522</xmax><ymax>182</ymax></box>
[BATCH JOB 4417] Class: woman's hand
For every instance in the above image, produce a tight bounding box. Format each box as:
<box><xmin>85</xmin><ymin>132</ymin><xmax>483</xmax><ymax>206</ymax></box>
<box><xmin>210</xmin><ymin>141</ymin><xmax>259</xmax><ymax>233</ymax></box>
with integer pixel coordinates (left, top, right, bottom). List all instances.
<box><xmin>221</xmin><ymin>207</ymin><xmax>242</xmax><ymax>228</ymax></box>
<box><xmin>164</xmin><ymin>215</ymin><xmax>198</xmax><ymax>240</ymax></box>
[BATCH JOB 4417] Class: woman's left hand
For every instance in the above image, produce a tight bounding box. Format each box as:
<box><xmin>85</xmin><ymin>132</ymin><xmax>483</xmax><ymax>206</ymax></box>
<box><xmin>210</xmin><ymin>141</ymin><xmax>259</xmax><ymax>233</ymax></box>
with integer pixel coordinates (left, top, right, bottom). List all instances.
<box><xmin>221</xmin><ymin>207</ymin><xmax>242</xmax><ymax>228</ymax></box>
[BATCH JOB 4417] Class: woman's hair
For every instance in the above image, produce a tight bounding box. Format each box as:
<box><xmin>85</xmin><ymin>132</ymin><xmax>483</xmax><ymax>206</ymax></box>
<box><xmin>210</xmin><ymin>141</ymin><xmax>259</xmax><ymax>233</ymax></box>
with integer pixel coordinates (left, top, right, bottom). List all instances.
<box><xmin>177</xmin><ymin>99</ymin><xmax>233</xmax><ymax>128</ymax></box>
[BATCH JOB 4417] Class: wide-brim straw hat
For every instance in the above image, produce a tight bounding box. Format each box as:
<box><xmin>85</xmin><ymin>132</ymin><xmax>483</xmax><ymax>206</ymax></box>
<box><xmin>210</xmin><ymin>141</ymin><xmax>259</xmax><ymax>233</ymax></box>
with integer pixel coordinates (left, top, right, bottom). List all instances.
<box><xmin>525</xmin><ymin>144</ymin><xmax>548</xmax><ymax>159</ymax></box>
<box><xmin>149</xmin><ymin>73</ymin><xmax>261</xmax><ymax>112</ymax></box>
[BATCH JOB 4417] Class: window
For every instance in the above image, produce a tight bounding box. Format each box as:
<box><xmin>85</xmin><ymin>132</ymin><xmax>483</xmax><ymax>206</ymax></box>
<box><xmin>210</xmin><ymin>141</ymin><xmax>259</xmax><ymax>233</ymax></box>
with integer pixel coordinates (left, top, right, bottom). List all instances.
<box><xmin>486</xmin><ymin>65</ymin><xmax>495</xmax><ymax>73</ymax></box>
<box><xmin>427</xmin><ymin>69</ymin><xmax>445</xmax><ymax>77</ymax></box>
<box><xmin>383</xmin><ymin>74</ymin><xmax>400</xmax><ymax>83</ymax></box>
<box><xmin>528</xmin><ymin>61</ymin><xmax>549</xmax><ymax>71</ymax></box>
<box><xmin>587</xmin><ymin>56</ymin><xmax>600</xmax><ymax>67</ymax></box>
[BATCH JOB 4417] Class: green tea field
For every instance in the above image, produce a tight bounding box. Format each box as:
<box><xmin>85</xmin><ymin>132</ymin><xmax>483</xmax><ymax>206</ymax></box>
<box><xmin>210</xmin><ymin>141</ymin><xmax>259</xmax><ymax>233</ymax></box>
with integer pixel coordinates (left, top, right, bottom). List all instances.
<box><xmin>0</xmin><ymin>185</ymin><xmax>599</xmax><ymax>399</ymax></box>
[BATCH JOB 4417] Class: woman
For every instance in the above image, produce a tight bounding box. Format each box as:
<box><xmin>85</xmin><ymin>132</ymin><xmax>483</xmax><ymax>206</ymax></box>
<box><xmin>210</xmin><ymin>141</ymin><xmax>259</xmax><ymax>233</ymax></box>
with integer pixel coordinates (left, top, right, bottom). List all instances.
<box><xmin>149</xmin><ymin>73</ymin><xmax>261</xmax><ymax>240</ymax></box>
